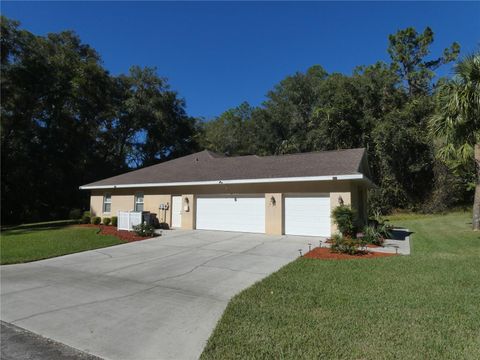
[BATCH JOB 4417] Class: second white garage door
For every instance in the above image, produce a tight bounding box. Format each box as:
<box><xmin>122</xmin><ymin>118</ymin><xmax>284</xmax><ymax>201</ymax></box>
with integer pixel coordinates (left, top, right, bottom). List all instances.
<box><xmin>284</xmin><ymin>195</ymin><xmax>331</xmax><ymax>237</ymax></box>
<box><xmin>196</xmin><ymin>195</ymin><xmax>265</xmax><ymax>233</ymax></box>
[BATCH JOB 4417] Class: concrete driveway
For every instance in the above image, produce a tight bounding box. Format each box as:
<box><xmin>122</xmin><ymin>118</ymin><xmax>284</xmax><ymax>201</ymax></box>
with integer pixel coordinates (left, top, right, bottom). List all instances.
<box><xmin>0</xmin><ymin>230</ymin><xmax>317</xmax><ymax>360</ymax></box>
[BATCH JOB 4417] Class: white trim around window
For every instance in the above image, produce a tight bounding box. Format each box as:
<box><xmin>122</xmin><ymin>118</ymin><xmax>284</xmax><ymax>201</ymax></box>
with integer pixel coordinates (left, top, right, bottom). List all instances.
<box><xmin>103</xmin><ymin>193</ymin><xmax>112</xmax><ymax>213</ymax></box>
<box><xmin>134</xmin><ymin>192</ymin><xmax>144</xmax><ymax>212</ymax></box>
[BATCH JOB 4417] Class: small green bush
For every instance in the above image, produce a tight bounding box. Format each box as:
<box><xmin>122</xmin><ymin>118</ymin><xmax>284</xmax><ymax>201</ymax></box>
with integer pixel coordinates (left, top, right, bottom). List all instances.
<box><xmin>111</xmin><ymin>216</ymin><xmax>118</xmax><ymax>227</ymax></box>
<box><xmin>68</xmin><ymin>208</ymin><xmax>82</xmax><ymax>220</ymax></box>
<box><xmin>332</xmin><ymin>205</ymin><xmax>356</xmax><ymax>237</ymax></box>
<box><xmin>377</xmin><ymin>222</ymin><xmax>393</xmax><ymax>239</ymax></box>
<box><xmin>330</xmin><ymin>234</ymin><xmax>365</xmax><ymax>255</ymax></box>
<box><xmin>102</xmin><ymin>217</ymin><xmax>111</xmax><ymax>226</ymax></box>
<box><xmin>362</xmin><ymin>225</ymin><xmax>385</xmax><ymax>246</ymax></box>
<box><xmin>91</xmin><ymin>216</ymin><xmax>101</xmax><ymax>225</ymax></box>
<box><xmin>81</xmin><ymin>211</ymin><xmax>91</xmax><ymax>224</ymax></box>
<box><xmin>133</xmin><ymin>222</ymin><xmax>155</xmax><ymax>237</ymax></box>
<box><xmin>368</xmin><ymin>211</ymin><xmax>393</xmax><ymax>239</ymax></box>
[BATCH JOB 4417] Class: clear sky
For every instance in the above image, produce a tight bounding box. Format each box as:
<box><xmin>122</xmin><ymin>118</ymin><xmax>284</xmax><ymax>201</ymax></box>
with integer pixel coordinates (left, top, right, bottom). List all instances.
<box><xmin>2</xmin><ymin>1</ymin><xmax>479</xmax><ymax>119</ymax></box>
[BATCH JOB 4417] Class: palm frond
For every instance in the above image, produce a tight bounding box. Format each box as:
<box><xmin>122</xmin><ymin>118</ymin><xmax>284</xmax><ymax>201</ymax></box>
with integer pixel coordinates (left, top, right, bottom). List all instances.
<box><xmin>429</xmin><ymin>52</ymin><xmax>480</xmax><ymax>164</ymax></box>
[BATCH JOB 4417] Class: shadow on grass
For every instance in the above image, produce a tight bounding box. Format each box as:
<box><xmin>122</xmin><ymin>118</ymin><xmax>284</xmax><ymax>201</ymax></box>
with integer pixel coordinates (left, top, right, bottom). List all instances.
<box><xmin>1</xmin><ymin>220</ymin><xmax>81</xmax><ymax>235</ymax></box>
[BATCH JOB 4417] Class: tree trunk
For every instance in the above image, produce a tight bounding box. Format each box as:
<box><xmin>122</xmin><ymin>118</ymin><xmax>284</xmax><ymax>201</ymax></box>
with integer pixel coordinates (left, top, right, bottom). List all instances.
<box><xmin>473</xmin><ymin>144</ymin><xmax>480</xmax><ymax>231</ymax></box>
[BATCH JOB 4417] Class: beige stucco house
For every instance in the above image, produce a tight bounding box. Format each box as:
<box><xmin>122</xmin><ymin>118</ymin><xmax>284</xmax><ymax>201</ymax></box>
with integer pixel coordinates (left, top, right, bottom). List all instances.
<box><xmin>80</xmin><ymin>148</ymin><xmax>373</xmax><ymax>237</ymax></box>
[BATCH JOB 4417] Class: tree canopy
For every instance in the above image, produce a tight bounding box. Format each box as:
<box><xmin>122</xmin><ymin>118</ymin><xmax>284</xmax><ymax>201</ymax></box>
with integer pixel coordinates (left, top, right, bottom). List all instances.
<box><xmin>1</xmin><ymin>16</ymin><xmax>199</xmax><ymax>223</ymax></box>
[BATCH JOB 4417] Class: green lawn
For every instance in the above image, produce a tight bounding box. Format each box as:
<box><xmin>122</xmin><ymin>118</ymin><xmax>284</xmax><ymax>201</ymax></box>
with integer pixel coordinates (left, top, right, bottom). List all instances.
<box><xmin>201</xmin><ymin>212</ymin><xmax>480</xmax><ymax>360</ymax></box>
<box><xmin>0</xmin><ymin>222</ymin><xmax>123</xmax><ymax>265</ymax></box>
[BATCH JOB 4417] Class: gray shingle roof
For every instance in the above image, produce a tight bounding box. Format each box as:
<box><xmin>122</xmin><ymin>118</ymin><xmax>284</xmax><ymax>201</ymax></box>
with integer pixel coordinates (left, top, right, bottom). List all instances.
<box><xmin>81</xmin><ymin>148</ymin><xmax>369</xmax><ymax>188</ymax></box>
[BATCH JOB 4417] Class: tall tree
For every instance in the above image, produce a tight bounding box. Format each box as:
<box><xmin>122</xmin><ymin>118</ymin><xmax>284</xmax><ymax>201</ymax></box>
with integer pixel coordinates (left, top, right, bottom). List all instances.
<box><xmin>388</xmin><ymin>27</ymin><xmax>460</xmax><ymax>96</ymax></box>
<box><xmin>1</xmin><ymin>16</ymin><xmax>115</xmax><ymax>222</ymax></box>
<box><xmin>1</xmin><ymin>16</ymin><xmax>199</xmax><ymax>224</ymax></box>
<box><xmin>114</xmin><ymin>66</ymin><xmax>199</xmax><ymax>167</ymax></box>
<box><xmin>201</xmin><ymin>102</ymin><xmax>257</xmax><ymax>155</ymax></box>
<box><xmin>263</xmin><ymin>65</ymin><xmax>328</xmax><ymax>154</ymax></box>
<box><xmin>430</xmin><ymin>53</ymin><xmax>480</xmax><ymax>230</ymax></box>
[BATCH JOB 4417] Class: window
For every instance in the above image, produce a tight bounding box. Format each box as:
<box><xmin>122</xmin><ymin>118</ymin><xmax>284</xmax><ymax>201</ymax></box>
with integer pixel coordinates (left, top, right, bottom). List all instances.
<box><xmin>103</xmin><ymin>193</ymin><xmax>112</xmax><ymax>213</ymax></box>
<box><xmin>134</xmin><ymin>192</ymin><xmax>144</xmax><ymax>212</ymax></box>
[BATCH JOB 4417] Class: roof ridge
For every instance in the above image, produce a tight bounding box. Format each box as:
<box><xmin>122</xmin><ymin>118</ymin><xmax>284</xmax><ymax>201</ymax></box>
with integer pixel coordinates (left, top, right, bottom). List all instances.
<box><xmin>251</xmin><ymin>147</ymin><xmax>366</xmax><ymax>159</ymax></box>
<box><xmin>203</xmin><ymin>150</ymin><xmax>225</xmax><ymax>158</ymax></box>
<box><xmin>210</xmin><ymin>148</ymin><xmax>366</xmax><ymax>160</ymax></box>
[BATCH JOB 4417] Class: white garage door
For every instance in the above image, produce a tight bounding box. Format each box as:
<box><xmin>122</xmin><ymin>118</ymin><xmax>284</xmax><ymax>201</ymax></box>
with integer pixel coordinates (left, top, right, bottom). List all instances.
<box><xmin>285</xmin><ymin>195</ymin><xmax>331</xmax><ymax>237</ymax></box>
<box><xmin>196</xmin><ymin>195</ymin><xmax>265</xmax><ymax>233</ymax></box>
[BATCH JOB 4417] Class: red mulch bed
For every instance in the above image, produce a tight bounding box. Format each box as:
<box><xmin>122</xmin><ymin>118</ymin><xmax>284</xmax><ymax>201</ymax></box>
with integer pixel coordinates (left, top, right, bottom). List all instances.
<box><xmin>74</xmin><ymin>224</ymin><xmax>153</xmax><ymax>242</ymax></box>
<box><xmin>304</xmin><ymin>247</ymin><xmax>396</xmax><ymax>260</ymax></box>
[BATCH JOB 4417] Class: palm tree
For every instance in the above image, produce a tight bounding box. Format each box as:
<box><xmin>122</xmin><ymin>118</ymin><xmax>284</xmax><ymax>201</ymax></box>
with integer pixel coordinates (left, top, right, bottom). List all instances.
<box><xmin>430</xmin><ymin>53</ymin><xmax>480</xmax><ymax>230</ymax></box>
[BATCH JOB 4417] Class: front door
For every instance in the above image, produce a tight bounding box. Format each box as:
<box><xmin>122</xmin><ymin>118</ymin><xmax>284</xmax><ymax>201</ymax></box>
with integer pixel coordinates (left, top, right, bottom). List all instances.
<box><xmin>171</xmin><ymin>196</ymin><xmax>182</xmax><ymax>228</ymax></box>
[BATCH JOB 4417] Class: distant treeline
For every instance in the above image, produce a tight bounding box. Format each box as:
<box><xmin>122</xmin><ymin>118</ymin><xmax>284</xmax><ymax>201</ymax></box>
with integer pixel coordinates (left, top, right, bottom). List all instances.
<box><xmin>1</xmin><ymin>16</ymin><xmax>473</xmax><ymax>224</ymax></box>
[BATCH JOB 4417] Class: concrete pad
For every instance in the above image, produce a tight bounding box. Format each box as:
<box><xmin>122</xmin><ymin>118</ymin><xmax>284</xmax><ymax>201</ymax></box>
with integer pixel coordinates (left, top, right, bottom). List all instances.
<box><xmin>156</xmin><ymin>266</ymin><xmax>266</xmax><ymax>301</ymax></box>
<box><xmin>204</xmin><ymin>253</ymin><xmax>292</xmax><ymax>274</ymax></box>
<box><xmin>61</xmin><ymin>247</ymin><xmax>190</xmax><ymax>274</ymax></box>
<box><xmin>245</xmin><ymin>235</ymin><xmax>323</xmax><ymax>259</ymax></box>
<box><xmin>0</xmin><ymin>229</ymin><xmax>314</xmax><ymax>360</ymax></box>
<box><xmin>201</xmin><ymin>238</ymin><xmax>264</xmax><ymax>253</ymax></box>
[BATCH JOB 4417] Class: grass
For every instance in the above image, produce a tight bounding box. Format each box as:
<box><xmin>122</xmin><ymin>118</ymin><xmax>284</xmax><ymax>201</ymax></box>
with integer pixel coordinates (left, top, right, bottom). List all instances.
<box><xmin>0</xmin><ymin>221</ymin><xmax>123</xmax><ymax>265</ymax></box>
<box><xmin>201</xmin><ymin>212</ymin><xmax>480</xmax><ymax>360</ymax></box>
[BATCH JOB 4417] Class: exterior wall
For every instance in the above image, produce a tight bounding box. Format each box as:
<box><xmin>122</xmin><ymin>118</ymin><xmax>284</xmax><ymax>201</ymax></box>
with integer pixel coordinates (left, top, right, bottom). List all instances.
<box><xmin>90</xmin><ymin>192</ymin><xmax>103</xmax><ymax>217</ymax></box>
<box><xmin>350</xmin><ymin>184</ymin><xmax>359</xmax><ymax>226</ymax></box>
<box><xmin>90</xmin><ymin>189</ymin><xmax>134</xmax><ymax>218</ymax></box>
<box><xmin>88</xmin><ymin>180</ymin><xmax>366</xmax><ymax>235</ymax></box>
<box><xmin>181</xmin><ymin>194</ymin><xmax>196</xmax><ymax>230</ymax></box>
<box><xmin>357</xmin><ymin>185</ymin><xmax>368</xmax><ymax>225</ymax></box>
<box><xmin>349</xmin><ymin>183</ymin><xmax>368</xmax><ymax>227</ymax></box>
<box><xmin>144</xmin><ymin>194</ymin><xmax>171</xmax><ymax>225</ymax></box>
<box><xmin>111</xmin><ymin>192</ymin><xmax>135</xmax><ymax>216</ymax></box>
<box><xmin>265</xmin><ymin>193</ymin><xmax>283</xmax><ymax>235</ymax></box>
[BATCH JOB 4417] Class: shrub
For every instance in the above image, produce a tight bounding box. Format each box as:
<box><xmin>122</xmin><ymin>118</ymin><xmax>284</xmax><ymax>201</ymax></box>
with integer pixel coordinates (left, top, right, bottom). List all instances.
<box><xmin>68</xmin><ymin>208</ymin><xmax>82</xmax><ymax>220</ymax></box>
<box><xmin>81</xmin><ymin>211</ymin><xmax>91</xmax><ymax>224</ymax></box>
<box><xmin>332</xmin><ymin>205</ymin><xmax>356</xmax><ymax>237</ymax></box>
<box><xmin>158</xmin><ymin>222</ymin><xmax>170</xmax><ymax>230</ymax></box>
<box><xmin>133</xmin><ymin>222</ymin><xmax>155</xmax><ymax>237</ymax></box>
<box><xmin>103</xmin><ymin>217</ymin><xmax>111</xmax><ymax>226</ymax></box>
<box><xmin>362</xmin><ymin>225</ymin><xmax>385</xmax><ymax>246</ymax></box>
<box><xmin>369</xmin><ymin>211</ymin><xmax>393</xmax><ymax>239</ymax></box>
<box><xmin>91</xmin><ymin>216</ymin><xmax>101</xmax><ymax>225</ymax></box>
<box><xmin>111</xmin><ymin>216</ymin><xmax>118</xmax><ymax>227</ymax></box>
<box><xmin>377</xmin><ymin>222</ymin><xmax>393</xmax><ymax>239</ymax></box>
<box><xmin>330</xmin><ymin>234</ymin><xmax>365</xmax><ymax>255</ymax></box>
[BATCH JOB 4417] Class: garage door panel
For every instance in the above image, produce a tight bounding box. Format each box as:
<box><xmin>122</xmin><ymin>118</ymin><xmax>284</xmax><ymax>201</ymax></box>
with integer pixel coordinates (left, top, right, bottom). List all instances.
<box><xmin>285</xmin><ymin>196</ymin><xmax>331</xmax><ymax>237</ymax></box>
<box><xmin>196</xmin><ymin>196</ymin><xmax>265</xmax><ymax>233</ymax></box>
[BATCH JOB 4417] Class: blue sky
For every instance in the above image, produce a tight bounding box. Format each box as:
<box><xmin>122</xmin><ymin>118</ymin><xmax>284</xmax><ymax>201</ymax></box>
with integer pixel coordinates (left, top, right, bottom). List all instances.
<box><xmin>2</xmin><ymin>1</ymin><xmax>479</xmax><ymax>119</ymax></box>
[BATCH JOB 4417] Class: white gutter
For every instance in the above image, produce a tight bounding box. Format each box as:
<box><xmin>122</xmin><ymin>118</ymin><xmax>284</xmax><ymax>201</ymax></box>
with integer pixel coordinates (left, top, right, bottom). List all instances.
<box><xmin>79</xmin><ymin>174</ymin><xmax>367</xmax><ymax>190</ymax></box>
